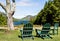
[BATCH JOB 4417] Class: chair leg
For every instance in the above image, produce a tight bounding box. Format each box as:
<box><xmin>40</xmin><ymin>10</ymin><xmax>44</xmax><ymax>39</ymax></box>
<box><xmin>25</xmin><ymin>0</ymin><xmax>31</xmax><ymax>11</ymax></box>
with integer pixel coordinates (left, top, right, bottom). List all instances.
<box><xmin>47</xmin><ymin>35</ymin><xmax>52</xmax><ymax>39</ymax></box>
<box><xmin>32</xmin><ymin>35</ymin><xmax>34</xmax><ymax>40</ymax></box>
<box><xmin>40</xmin><ymin>35</ymin><xmax>44</xmax><ymax>39</ymax></box>
<box><xmin>22</xmin><ymin>36</ymin><xmax>24</xmax><ymax>40</ymax></box>
<box><xmin>22</xmin><ymin>39</ymin><xmax>23</xmax><ymax>41</ymax></box>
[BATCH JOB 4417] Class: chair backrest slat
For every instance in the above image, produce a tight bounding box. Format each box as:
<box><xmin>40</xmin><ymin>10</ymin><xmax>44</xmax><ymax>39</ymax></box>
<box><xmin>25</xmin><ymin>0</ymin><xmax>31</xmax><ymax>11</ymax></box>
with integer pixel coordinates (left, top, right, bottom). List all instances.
<box><xmin>54</xmin><ymin>23</ymin><xmax>59</xmax><ymax>29</ymax></box>
<box><xmin>23</xmin><ymin>22</ymin><xmax>33</xmax><ymax>35</ymax></box>
<box><xmin>41</xmin><ymin>23</ymin><xmax>50</xmax><ymax>34</ymax></box>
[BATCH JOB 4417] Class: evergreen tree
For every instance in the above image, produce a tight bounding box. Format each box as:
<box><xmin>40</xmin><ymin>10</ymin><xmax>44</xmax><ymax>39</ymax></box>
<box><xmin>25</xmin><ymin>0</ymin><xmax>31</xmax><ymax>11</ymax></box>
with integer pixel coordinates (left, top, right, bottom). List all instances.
<box><xmin>0</xmin><ymin>12</ymin><xmax>7</xmax><ymax>26</ymax></box>
<box><xmin>34</xmin><ymin>0</ymin><xmax>60</xmax><ymax>25</ymax></box>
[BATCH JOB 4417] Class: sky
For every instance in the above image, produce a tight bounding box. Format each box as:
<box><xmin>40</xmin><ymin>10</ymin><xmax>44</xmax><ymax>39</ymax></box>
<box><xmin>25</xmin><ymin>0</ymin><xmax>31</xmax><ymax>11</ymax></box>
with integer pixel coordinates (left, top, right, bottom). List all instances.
<box><xmin>0</xmin><ymin>0</ymin><xmax>48</xmax><ymax>19</ymax></box>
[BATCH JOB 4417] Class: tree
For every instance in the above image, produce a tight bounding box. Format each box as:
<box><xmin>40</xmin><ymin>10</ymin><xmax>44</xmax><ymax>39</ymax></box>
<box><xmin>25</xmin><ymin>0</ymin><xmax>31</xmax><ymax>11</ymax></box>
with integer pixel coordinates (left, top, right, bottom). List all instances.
<box><xmin>0</xmin><ymin>12</ymin><xmax>7</xmax><ymax>26</ymax></box>
<box><xmin>34</xmin><ymin>0</ymin><xmax>60</xmax><ymax>25</ymax></box>
<box><xmin>53</xmin><ymin>0</ymin><xmax>60</xmax><ymax>22</ymax></box>
<box><xmin>0</xmin><ymin>0</ymin><xmax>16</xmax><ymax>30</ymax></box>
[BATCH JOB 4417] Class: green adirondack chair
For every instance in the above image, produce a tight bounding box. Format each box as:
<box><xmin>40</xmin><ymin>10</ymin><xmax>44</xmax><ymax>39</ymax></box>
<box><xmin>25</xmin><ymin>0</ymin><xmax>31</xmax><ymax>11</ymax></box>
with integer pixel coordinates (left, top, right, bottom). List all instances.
<box><xmin>54</xmin><ymin>22</ymin><xmax>59</xmax><ymax>35</ymax></box>
<box><xmin>20</xmin><ymin>22</ymin><xmax>34</xmax><ymax>40</ymax></box>
<box><xmin>36</xmin><ymin>23</ymin><xmax>52</xmax><ymax>39</ymax></box>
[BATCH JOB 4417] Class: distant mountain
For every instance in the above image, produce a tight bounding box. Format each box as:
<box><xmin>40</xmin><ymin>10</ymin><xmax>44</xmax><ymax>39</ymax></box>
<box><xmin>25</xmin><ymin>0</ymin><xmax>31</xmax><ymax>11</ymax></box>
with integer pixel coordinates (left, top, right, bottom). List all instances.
<box><xmin>20</xmin><ymin>15</ymin><xmax>35</xmax><ymax>21</ymax></box>
<box><xmin>14</xmin><ymin>15</ymin><xmax>36</xmax><ymax>25</ymax></box>
<box><xmin>13</xmin><ymin>18</ymin><xmax>20</xmax><ymax>22</ymax></box>
<box><xmin>0</xmin><ymin>12</ymin><xmax>37</xmax><ymax>26</ymax></box>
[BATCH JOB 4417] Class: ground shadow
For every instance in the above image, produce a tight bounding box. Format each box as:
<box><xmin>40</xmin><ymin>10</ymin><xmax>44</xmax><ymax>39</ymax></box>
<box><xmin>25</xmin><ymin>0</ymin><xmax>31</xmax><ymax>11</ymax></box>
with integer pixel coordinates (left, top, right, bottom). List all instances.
<box><xmin>18</xmin><ymin>35</ymin><xmax>22</xmax><ymax>39</ymax></box>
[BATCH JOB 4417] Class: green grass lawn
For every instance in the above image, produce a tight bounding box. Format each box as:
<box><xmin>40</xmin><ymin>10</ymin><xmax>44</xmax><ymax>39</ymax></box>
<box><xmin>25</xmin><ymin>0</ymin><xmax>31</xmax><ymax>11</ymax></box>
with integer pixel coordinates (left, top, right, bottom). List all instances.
<box><xmin>0</xmin><ymin>29</ymin><xmax>60</xmax><ymax>41</ymax></box>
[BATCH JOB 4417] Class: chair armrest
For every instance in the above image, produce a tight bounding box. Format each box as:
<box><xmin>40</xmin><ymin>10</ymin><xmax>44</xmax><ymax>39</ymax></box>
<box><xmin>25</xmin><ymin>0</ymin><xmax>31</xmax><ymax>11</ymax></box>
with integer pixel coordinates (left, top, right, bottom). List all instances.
<box><xmin>35</xmin><ymin>29</ymin><xmax>41</xmax><ymax>35</ymax></box>
<box><xmin>20</xmin><ymin>28</ymin><xmax>23</xmax><ymax>35</ymax></box>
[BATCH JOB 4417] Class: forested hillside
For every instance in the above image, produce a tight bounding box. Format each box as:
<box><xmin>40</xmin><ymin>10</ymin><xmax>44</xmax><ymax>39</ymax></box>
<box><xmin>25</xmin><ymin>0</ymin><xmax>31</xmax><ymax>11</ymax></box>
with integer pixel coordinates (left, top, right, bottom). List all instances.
<box><xmin>0</xmin><ymin>12</ymin><xmax>7</xmax><ymax>26</ymax></box>
<box><xmin>34</xmin><ymin>0</ymin><xmax>60</xmax><ymax>25</ymax></box>
<box><xmin>0</xmin><ymin>12</ymin><xmax>20</xmax><ymax>26</ymax></box>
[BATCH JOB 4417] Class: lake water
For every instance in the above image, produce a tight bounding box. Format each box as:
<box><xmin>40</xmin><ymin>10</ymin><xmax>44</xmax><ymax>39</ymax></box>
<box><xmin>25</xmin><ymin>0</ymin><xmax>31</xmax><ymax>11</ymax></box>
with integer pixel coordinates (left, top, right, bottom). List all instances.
<box><xmin>13</xmin><ymin>20</ymin><xmax>29</xmax><ymax>26</ymax></box>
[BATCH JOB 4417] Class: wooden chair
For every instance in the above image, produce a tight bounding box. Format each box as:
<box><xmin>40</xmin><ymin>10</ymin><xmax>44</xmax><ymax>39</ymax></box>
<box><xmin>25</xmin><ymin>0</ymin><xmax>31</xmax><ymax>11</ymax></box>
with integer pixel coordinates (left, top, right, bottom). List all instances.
<box><xmin>20</xmin><ymin>22</ymin><xmax>34</xmax><ymax>41</ymax></box>
<box><xmin>36</xmin><ymin>23</ymin><xmax>52</xmax><ymax>39</ymax></box>
<box><xmin>54</xmin><ymin>22</ymin><xmax>59</xmax><ymax>35</ymax></box>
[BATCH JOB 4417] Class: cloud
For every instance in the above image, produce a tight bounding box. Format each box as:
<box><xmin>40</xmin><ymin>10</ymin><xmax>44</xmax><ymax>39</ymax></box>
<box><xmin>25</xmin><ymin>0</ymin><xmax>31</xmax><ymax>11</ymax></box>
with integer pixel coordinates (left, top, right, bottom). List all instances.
<box><xmin>16</xmin><ymin>0</ymin><xmax>39</xmax><ymax>6</ymax></box>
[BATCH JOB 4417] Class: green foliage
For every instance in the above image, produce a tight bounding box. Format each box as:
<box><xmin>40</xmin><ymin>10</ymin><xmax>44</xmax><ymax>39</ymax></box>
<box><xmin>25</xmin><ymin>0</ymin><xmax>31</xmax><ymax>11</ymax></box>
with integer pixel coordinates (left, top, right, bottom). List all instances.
<box><xmin>30</xmin><ymin>16</ymin><xmax>37</xmax><ymax>23</ymax></box>
<box><xmin>0</xmin><ymin>12</ymin><xmax>7</xmax><ymax>26</ymax></box>
<box><xmin>34</xmin><ymin>0</ymin><xmax>60</xmax><ymax>25</ymax></box>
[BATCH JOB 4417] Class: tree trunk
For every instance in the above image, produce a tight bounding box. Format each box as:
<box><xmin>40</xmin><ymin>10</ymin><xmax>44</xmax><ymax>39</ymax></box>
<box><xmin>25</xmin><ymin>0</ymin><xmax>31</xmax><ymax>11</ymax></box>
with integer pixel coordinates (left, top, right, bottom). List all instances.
<box><xmin>7</xmin><ymin>12</ymin><xmax>14</xmax><ymax>30</ymax></box>
<box><xmin>0</xmin><ymin>0</ymin><xmax>15</xmax><ymax>30</ymax></box>
<box><xmin>6</xmin><ymin>0</ymin><xmax>15</xmax><ymax>30</ymax></box>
